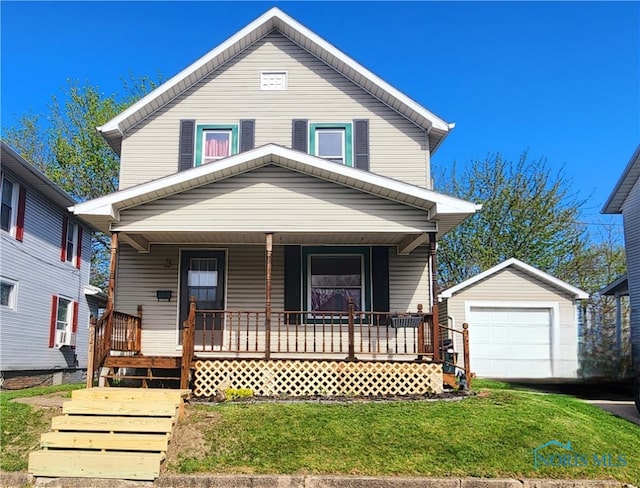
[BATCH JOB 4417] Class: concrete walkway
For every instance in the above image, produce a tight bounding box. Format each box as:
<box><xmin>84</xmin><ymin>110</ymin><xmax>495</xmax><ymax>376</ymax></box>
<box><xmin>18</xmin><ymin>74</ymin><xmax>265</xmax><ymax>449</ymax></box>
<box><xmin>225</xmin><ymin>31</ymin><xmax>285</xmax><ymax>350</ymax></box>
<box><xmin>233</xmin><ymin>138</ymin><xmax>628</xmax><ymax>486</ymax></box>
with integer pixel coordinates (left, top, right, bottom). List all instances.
<box><xmin>1</xmin><ymin>473</ymin><xmax>636</xmax><ymax>488</ymax></box>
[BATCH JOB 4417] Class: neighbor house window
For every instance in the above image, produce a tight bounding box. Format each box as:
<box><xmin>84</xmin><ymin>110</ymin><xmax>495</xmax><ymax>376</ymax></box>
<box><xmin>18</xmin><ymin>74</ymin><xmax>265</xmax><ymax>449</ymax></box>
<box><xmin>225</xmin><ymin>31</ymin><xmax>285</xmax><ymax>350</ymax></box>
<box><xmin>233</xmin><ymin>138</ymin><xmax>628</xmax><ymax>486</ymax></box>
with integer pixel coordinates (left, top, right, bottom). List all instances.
<box><xmin>65</xmin><ymin>221</ymin><xmax>77</xmax><ymax>263</ymax></box>
<box><xmin>310</xmin><ymin>123</ymin><xmax>353</xmax><ymax>166</ymax></box>
<box><xmin>56</xmin><ymin>297</ymin><xmax>72</xmax><ymax>333</ymax></box>
<box><xmin>1</xmin><ymin>176</ymin><xmax>17</xmax><ymax>233</ymax></box>
<box><xmin>195</xmin><ymin>124</ymin><xmax>239</xmax><ymax>166</ymax></box>
<box><xmin>0</xmin><ymin>278</ymin><xmax>17</xmax><ymax>310</ymax></box>
<box><xmin>260</xmin><ymin>71</ymin><xmax>287</xmax><ymax>90</ymax></box>
<box><xmin>303</xmin><ymin>247</ymin><xmax>370</xmax><ymax>315</ymax></box>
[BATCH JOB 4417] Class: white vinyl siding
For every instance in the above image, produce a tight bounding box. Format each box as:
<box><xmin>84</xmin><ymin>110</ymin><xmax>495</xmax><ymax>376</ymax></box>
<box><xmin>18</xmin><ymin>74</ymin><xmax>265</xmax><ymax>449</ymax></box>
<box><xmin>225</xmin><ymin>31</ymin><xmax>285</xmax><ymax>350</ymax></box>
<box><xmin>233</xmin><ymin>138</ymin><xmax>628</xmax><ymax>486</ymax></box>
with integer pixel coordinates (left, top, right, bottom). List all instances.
<box><xmin>388</xmin><ymin>246</ymin><xmax>430</xmax><ymax>313</ymax></box>
<box><xmin>114</xmin><ymin>166</ymin><xmax>429</xmax><ymax>234</ymax></box>
<box><xmin>119</xmin><ymin>32</ymin><xmax>429</xmax><ymax>189</ymax></box>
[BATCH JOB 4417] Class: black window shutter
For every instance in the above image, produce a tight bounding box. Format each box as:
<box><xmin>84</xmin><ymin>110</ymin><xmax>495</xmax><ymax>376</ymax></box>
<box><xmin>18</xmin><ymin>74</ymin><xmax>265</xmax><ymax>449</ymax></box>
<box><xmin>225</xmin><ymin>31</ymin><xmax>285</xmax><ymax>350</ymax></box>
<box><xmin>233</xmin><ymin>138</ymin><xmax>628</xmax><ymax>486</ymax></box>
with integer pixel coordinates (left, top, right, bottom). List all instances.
<box><xmin>178</xmin><ymin>119</ymin><xmax>195</xmax><ymax>171</ymax></box>
<box><xmin>353</xmin><ymin>119</ymin><xmax>370</xmax><ymax>171</ymax></box>
<box><xmin>371</xmin><ymin>246</ymin><xmax>390</xmax><ymax>313</ymax></box>
<box><xmin>284</xmin><ymin>245</ymin><xmax>302</xmax><ymax>324</ymax></box>
<box><xmin>292</xmin><ymin>119</ymin><xmax>308</xmax><ymax>152</ymax></box>
<box><xmin>239</xmin><ymin>119</ymin><xmax>255</xmax><ymax>152</ymax></box>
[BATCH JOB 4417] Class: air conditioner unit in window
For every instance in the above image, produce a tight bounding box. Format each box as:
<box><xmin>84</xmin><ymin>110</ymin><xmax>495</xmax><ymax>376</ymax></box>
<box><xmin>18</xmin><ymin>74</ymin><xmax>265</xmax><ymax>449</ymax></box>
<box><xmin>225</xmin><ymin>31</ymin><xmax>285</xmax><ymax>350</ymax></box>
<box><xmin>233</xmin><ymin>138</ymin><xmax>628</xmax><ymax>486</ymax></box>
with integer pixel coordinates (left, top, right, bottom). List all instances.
<box><xmin>55</xmin><ymin>330</ymin><xmax>75</xmax><ymax>348</ymax></box>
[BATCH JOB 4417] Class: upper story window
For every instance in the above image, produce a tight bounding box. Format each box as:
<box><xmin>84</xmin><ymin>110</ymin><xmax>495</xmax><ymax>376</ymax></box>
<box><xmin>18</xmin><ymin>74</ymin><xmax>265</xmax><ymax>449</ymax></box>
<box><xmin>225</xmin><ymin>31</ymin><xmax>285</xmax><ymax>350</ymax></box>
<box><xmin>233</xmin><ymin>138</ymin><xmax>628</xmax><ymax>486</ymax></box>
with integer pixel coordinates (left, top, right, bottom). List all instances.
<box><xmin>195</xmin><ymin>124</ymin><xmax>239</xmax><ymax>166</ymax></box>
<box><xmin>309</xmin><ymin>123</ymin><xmax>353</xmax><ymax>167</ymax></box>
<box><xmin>1</xmin><ymin>277</ymin><xmax>18</xmax><ymax>310</ymax></box>
<box><xmin>1</xmin><ymin>175</ymin><xmax>17</xmax><ymax>233</ymax></box>
<box><xmin>60</xmin><ymin>216</ymin><xmax>82</xmax><ymax>268</ymax></box>
<box><xmin>65</xmin><ymin>221</ymin><xmax>78</xmax><ymax>263</ymax></box>
<box><xmin>261</xmin><ymin>71</ymin><xmax>287</xmax><ymax>90</ymax></box>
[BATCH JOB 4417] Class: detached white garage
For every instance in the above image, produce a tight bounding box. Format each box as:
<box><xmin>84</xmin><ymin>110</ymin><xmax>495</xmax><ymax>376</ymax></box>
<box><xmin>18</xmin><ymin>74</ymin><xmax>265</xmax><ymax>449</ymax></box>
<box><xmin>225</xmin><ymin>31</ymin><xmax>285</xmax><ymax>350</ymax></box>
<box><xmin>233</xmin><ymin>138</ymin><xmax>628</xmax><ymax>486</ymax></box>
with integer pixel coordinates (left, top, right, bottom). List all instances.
<box><xmin>439</xmin><ymin>258</ymin><xmax>589</xmax><ymax>379</ymax></box>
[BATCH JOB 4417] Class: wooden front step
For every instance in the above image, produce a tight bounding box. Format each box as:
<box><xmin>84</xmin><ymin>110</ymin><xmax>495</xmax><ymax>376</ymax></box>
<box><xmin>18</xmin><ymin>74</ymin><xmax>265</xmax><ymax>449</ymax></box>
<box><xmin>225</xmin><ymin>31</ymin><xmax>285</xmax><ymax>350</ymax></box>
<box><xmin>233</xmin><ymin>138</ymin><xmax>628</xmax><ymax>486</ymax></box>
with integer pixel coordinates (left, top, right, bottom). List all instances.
<box><xmin>29</xmin><ymin>450</ymin><xmax>164</xmax><ymax>480</ymax></box>
<box><xmin>28</xmin><ymin>387</ymin><xmax>189</xmax><ymax>481</ymax></box>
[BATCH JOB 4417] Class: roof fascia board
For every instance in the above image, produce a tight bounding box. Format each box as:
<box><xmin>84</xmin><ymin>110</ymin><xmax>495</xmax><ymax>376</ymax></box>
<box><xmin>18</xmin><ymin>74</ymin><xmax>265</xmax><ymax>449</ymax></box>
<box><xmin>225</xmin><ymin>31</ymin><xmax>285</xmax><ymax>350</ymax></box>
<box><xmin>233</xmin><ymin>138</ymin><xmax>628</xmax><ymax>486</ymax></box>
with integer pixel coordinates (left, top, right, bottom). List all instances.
<box><xmin>71</xmin><ymin>145</ymin><xmax>478</xmax><ymax>217</ymax></box>
<box><xmin>439</xmin><ymin>257</ymin><xmax>589</xmax><ymax>299</ymax></box>
<box><xmin>602</xmin><ymin>144</ymin><xmax>640</xmax><ymax>214</ymax></box>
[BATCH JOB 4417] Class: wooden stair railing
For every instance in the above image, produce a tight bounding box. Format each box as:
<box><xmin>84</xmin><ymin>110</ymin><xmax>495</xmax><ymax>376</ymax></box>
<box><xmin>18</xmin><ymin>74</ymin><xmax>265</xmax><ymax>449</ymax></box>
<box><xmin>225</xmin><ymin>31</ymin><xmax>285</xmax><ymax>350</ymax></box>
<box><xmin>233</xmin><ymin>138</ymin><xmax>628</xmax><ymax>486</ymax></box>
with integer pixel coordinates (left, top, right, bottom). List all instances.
<box><xmin>180</xmin><ymin>297</ymin><xmax>197</xmax><ymax>389</ymax></box>
<box><xmin>86</xmin><ymin>307</ymin><xmax>143</xmax><ymax>388</ymax></box>
<box><xmin>439</xmin><ymin>322</ymin><xmax>472</xmax><ymax>390</ymax></box>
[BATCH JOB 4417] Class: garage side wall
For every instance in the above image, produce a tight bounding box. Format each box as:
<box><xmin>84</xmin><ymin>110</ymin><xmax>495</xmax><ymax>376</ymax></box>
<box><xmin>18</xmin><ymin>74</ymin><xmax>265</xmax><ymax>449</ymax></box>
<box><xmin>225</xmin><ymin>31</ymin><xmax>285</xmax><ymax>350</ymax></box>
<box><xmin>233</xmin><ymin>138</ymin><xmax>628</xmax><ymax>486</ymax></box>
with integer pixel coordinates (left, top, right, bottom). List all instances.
<box><xmin>444</xmin><ymin>267</ymin><xmax>579</xmax><ymax>379</ymax></box>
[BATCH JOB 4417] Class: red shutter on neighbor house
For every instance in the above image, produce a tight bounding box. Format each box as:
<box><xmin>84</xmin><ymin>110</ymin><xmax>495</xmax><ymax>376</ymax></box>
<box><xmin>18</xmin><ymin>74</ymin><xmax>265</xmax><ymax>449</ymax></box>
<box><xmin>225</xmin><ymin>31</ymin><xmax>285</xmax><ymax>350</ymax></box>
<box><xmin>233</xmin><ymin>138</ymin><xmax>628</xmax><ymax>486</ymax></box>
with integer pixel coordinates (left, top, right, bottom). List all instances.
<box><xmin>60</xmin><ymin>216</ymin><xmax>68</xmax><ymax>262</ymax></box>
<box><xmin>49</xmin><ymin>295</ymin><xmax>58</xmax><ymax>348</ymax></box>
<box><xmin>15</xmin><ymin>186</ymin><xmax>26</xmax><ymax>241</ymax></box>
<box><xmin>72</xmin><ymin>301</ymin><xmax>79</xmax><ymax>333</ymax></box>
<box><xmin>75</xmin><ymin>227</ymin><xmax>82</xmax><ymax>269</ymax></box>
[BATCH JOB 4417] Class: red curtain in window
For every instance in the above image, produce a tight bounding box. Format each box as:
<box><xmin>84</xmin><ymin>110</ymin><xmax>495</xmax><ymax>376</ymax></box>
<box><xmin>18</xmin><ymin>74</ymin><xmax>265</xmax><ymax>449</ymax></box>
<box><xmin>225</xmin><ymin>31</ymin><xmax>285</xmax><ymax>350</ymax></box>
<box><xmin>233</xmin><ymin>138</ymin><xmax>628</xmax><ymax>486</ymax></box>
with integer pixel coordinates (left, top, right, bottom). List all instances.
<box><xmin>205</xmin><ymin>137</ymin><xmax>229</xmax><ymax>158</ymax></box>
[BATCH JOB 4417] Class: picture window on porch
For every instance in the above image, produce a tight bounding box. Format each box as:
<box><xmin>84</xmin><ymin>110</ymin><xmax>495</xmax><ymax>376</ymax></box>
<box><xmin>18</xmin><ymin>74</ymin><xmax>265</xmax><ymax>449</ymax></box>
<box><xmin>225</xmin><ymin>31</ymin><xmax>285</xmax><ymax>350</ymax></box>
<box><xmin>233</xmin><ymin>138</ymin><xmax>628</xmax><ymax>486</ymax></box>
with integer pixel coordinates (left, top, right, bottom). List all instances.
<box><xmin>195</xmin><ymin>124</ymin><xmax>239</xmax><ymax>166</ymax></box>
<box><xmin>303</xmin><ymin>247</ymin><xmax>371</xmax><ymax>316</ymax></box>
<box><xmin>310</xmin><ymin>123</ymin><xmax>353</xmax><ymax>166</ymax></box>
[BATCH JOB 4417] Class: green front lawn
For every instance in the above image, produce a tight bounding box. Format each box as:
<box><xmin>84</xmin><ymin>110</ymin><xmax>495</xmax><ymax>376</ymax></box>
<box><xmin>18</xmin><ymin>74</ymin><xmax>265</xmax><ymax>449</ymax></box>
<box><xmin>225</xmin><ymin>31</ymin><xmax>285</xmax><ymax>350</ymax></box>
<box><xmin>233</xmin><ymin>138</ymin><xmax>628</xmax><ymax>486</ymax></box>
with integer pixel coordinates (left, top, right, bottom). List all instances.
<box><xmin>172</xmin><ymin>382</ymin><xmax>639</xmax><ymax>482</ymax></box>
<box><xmin>1</xmin><ymin>381</ymin><xmax>638</xmax><ymax>483</ymax></box>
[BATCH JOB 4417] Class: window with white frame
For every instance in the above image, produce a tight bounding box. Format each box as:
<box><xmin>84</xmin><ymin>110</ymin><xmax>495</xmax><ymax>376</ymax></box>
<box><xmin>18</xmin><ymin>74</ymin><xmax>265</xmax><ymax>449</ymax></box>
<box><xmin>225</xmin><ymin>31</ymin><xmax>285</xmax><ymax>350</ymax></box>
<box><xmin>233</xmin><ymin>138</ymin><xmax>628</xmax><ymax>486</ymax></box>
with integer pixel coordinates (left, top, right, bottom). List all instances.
<box><xmin>0</xmin><ymin>278</ymin><xmax>17</xmax><ymax>310</ymax></box>
<box><xmin>56</xmin><ymin>297</ymin><xmax>72</xmax><ymax>334</ymax></box>
<box><xmin>260</xmin><ymin>71</ymin><xmax>287</xmax><ymax>90</ymax></box>
<box><xmin>65</xmin><ymin>221</ymin><xmax>78</xmax><ymax>264</ymax></box>
<box><xmin>310</xmin><ymin>123</ymin><xmax>353</xmax><ymax>166</ymax></box>
<box><xmin>1</xmin><ymin>175</ymin><xmax>18</xmax><ymax>233</ymax></box>
<box><xmin>195</xmin><ymin>124</ymin><xmax>238</xmax><ymax>166</ymax></box>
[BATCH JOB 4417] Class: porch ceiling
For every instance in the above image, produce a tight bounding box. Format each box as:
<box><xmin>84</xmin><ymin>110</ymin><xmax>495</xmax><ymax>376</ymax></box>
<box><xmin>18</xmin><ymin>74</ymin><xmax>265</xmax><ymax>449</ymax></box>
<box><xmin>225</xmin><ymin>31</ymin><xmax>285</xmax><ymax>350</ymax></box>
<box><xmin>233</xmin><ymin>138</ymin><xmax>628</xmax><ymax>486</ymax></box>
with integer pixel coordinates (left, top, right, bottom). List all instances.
<box><xmin>119</xmin><ymin>231</ymin><xmax>431</xmax><ymax>253</ymax></box>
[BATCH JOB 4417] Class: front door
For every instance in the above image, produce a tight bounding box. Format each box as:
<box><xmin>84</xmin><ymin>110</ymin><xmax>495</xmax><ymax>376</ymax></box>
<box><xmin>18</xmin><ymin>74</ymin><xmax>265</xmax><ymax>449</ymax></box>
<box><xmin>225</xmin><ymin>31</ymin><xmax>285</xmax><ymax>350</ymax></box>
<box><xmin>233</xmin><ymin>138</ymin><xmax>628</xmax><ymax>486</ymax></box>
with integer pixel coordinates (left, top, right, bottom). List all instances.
<box><xmin>180</xmin><ymin>250</ymin><xmax>226</xmax><ymax>349</ymax></box>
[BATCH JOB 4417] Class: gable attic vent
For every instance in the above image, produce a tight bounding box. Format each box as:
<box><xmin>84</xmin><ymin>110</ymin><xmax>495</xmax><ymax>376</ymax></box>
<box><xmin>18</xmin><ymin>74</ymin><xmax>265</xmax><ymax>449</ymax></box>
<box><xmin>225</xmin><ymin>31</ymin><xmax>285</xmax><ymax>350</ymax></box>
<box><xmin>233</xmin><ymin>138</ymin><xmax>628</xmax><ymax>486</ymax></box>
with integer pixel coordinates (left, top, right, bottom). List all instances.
<box><xmin>261</xmin><ymin>71</ymin><xmax>287</xmax><ymax>90</ymax></box>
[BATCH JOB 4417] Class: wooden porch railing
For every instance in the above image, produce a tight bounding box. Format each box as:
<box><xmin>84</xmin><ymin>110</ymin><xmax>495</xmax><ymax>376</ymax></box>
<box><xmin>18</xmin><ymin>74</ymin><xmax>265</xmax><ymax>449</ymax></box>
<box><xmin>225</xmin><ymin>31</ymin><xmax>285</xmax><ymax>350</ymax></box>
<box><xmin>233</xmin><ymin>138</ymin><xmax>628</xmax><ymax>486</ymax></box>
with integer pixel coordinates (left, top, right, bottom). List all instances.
<box><xmin>179</xmin><ymin>299</ymin><xmax>435</xmax><ymax>360</ymax></box>
<box><xmin>86</xmin><ymin>306</ymin><xmax>143</xmax><ymax>388</ymax></box>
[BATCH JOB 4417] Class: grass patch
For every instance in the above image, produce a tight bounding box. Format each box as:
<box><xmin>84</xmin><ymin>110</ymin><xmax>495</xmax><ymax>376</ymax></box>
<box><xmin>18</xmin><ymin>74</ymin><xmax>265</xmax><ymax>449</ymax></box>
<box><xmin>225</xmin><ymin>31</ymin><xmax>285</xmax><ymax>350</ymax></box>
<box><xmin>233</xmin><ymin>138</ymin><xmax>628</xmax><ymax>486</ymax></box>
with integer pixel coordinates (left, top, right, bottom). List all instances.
<box><xmin>0</xmin><ymin>384</ymin><xmax>84</xmax><ymax>471</ymax></box>
<box><xmin>171</xmin><ymin>390</ymin><xmax>640</xmax><ymax>482</ymax></box>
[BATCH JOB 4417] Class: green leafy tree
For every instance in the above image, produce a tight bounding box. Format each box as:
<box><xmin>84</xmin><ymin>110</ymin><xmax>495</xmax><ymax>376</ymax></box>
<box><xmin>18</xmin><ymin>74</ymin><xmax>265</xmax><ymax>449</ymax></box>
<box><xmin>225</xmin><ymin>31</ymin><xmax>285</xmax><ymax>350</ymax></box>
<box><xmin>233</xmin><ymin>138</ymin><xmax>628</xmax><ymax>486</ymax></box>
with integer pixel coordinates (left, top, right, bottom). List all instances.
<box><xmin>436</xmin><ymin>152</ymin><xmax>588</xmax><ymax>289</ymax></box>
<box><xmin>3</xmin><ymin>75</ymin><xmax>161</xmax><ymax>288</ymax></box>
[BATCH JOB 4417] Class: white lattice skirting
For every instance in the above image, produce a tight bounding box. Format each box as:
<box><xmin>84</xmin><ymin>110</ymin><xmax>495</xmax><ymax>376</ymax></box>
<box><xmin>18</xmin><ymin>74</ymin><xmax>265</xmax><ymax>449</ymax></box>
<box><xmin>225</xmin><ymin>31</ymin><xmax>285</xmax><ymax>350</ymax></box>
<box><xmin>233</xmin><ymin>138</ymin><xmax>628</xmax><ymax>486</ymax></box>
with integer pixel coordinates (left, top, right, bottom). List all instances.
<box><xmin>193</xmin><ymin>359</ymin><xmax>443</xmax><ymax>398</ymax></box>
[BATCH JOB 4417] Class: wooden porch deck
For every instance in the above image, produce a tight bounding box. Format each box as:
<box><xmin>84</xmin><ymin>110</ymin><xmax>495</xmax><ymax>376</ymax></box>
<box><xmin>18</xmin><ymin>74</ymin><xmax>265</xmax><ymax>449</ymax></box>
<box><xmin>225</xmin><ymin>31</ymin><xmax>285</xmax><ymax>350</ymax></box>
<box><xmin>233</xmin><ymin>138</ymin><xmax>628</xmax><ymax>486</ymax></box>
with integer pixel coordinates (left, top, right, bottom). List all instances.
<box><xmin>89</xmin><ymin>298</ymin><xmax>471</xmax><ymax>395</ymax></box>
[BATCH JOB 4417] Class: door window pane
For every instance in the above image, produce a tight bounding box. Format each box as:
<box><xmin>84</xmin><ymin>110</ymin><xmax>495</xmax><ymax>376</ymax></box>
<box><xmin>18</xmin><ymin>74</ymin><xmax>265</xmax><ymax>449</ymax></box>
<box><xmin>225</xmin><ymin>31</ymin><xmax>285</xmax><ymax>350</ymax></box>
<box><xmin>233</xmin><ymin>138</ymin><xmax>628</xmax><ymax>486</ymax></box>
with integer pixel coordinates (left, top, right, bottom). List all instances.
<box><xmin>188</xmin><ymin>258</ymin><xmax>218</xmax><ymax>309</ymax></box>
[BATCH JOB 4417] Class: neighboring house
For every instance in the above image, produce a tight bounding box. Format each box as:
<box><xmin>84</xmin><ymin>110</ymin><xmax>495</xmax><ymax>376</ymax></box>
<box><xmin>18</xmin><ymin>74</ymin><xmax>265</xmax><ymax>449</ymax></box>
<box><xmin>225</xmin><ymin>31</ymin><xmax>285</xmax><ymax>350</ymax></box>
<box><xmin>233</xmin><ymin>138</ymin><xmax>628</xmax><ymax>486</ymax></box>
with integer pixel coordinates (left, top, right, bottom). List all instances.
<box><xmin>603</xmin><ymin>144</ymin><xmax>640</xmax><ymax>375</ymax></box>
<box><xmin>72</xmin><ymin>8</ymin><xmax>480</xmax><ymax>396</ymax></box>
<box><xmin>438</xmin><ymin>258</ymin><xmax>588</xmax><ymax>379</ymax></box>
<box><xmin>0</xmin><ymin>141</ymin><xmax>97</xmax><ymax>388</ymax></box>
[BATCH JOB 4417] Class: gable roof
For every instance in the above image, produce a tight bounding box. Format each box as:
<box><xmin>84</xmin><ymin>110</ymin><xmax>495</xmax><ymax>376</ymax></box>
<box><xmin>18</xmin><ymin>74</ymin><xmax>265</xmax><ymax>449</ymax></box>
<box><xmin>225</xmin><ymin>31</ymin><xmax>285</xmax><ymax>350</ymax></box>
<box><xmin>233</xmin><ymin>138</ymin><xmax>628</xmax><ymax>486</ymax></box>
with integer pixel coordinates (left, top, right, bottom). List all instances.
<box><xmin>71</xmin><ymin>144</ymin><xmax>480</xmax><ymax>235</ymax></box>
<box><xmin>438</xmin><ymin>257</ymin><xmax>589</xmax><ymax>300</ymax></box>
<box><xmin>1</xmin><ymin>141</ymin><xmax>75</xmax><ymax>209</ymax></box>
<box><xmin>602</xmin><ymin>144</ymin><xmax>640</xmax><ymax>214</ymax></box>
<box><xmin>98</xmin><ymin>7</ymin><xmax>453</xmax><ymax>155</ymax></box>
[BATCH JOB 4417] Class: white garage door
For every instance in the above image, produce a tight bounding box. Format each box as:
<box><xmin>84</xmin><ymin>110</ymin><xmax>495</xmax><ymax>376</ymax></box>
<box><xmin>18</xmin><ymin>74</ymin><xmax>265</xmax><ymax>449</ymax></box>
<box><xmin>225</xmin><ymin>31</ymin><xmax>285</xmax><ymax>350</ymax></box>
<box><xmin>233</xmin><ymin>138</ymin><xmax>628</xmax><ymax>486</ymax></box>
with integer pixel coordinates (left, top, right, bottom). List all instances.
<box><xmin>468</xmin><ymin>307</ymin><xmax>552</xmax><ymax>378</ymax></box>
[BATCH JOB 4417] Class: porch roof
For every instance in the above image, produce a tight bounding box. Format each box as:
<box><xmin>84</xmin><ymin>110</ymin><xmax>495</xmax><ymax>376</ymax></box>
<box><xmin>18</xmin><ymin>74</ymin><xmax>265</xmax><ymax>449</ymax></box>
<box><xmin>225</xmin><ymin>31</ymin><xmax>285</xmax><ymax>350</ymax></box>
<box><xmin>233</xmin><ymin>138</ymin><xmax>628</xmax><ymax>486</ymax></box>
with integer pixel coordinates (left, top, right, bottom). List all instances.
<box><xmin>97</xmin><ymin>7</ymin><xmax>453</xmax><ymax>155</ymax></box>
<box><xmin>71</xmin><ymin>145</ymin><xmax>480</xmax><ymax>250</ymax></box>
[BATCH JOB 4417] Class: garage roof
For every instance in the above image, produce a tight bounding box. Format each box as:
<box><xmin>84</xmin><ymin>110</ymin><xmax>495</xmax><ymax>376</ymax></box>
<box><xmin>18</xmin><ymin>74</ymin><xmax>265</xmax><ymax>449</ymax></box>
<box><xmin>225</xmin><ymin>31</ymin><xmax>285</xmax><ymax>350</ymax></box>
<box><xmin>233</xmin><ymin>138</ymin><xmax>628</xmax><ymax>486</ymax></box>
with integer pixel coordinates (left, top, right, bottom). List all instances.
<box><xmin>439</xmin><ymin>257</ymin><xmax>589</xmax><ymax>299</ymax></box>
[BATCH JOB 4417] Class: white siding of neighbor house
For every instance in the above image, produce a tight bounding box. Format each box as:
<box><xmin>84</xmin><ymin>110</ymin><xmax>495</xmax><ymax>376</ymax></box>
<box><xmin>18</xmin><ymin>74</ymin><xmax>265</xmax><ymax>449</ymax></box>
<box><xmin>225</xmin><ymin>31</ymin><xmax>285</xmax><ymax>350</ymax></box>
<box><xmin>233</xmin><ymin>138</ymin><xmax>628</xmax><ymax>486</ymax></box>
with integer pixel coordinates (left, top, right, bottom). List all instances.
<box><xmin>443</xmin><ymin>267</ymin><xmax>579</xmax><ymax>378</ymax></box>
<box><xmin>115</xmin><ymin>243</ymin><xmax>430</xmax><ymax>357</ymax></box>
<box><xmin>119</xmin><ymin>32</ymin><xmax>429</xmax><ymax>190</ymax></box>
<box><xmin>0</xmin><ymin>168</ymin><xmax>92</xmax><ymax>372</ymax></box>
<box><xmin>114</xmin><ymin>166</ymin><xmax>430</xmax><ymax>234</ymax></box>
<box><xmin>621</xmin><ymin>176</ymin><xmax>640</xmax><ymax>372</ymax></box>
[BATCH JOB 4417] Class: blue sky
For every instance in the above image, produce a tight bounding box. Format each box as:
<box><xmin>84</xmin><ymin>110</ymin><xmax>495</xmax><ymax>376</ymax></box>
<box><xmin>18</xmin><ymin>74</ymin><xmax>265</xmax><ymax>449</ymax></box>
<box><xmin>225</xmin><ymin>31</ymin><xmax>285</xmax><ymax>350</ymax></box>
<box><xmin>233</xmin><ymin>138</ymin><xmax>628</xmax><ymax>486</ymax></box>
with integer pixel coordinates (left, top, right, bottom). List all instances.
<box><xmin>1</xmin><ymin>1</ymin><xmax>639</xmax><ymax>229</ymax></box>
